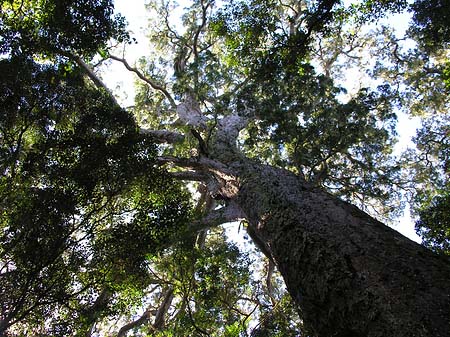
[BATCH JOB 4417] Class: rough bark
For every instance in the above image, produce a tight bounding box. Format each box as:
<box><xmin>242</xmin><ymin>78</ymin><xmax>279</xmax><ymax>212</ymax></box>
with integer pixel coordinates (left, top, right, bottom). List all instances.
<box><xmin>226</xmin><ymin>159</ymin><xmax>450</xmax><ymax>337</ymax></box>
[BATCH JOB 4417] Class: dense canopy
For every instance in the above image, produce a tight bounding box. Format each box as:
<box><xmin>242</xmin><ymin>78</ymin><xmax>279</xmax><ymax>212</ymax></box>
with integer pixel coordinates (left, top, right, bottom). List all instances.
<box><xmin>0</xmin><ymin>0</ymin><xmax>449</xmax><ymax>336</ymax></box>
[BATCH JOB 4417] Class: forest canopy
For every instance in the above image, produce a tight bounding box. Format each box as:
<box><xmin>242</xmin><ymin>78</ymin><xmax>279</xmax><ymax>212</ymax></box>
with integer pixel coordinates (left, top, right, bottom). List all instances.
<box><xmin>0</xmin><ymin>0</ymin><xmax>449</xmax><ymax>336</ymax></box>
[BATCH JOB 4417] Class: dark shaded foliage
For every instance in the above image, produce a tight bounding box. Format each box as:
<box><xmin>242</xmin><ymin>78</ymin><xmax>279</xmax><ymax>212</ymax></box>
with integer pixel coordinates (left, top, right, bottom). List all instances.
<box><xmin>0</xmin><ymin>0</ymin><xmax>129</xmax><ymax>57</ymax></box>
<box><xmin>0</xmin><ymin>57</ymin><xmax>191</xmax><ymax>334</ymax></box>
<box><xmin>416</xmin><ymin>193</ymin><xmax>450</xmax><ymax>255</ymax></box>
<box><xmin>410</xmin><ymin>0</ymin><xmax>450</xmax><ymax>50</ymax></box>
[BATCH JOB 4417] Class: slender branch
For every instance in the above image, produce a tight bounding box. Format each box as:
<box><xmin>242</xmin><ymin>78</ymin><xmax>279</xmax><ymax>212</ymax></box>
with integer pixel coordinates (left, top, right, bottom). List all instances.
<box><xmin>85</xmin><ymin>289</ymin><xmax>112</xmax><ymax>336</ymax></box>
<box><xmin>162</xmin><ymin>3</ymin><xmax>185</xmax><ymax>47</ymax></box>
<box><xmin>61</xmin><ymin>53</ymin><xmax>120</xmax><ymax>106</ymax></box>
<box><xmin>193</xmin><ymin>0</ymin><xmax>211</xmax><ymax>61</ymax></box>
<box><xmin>266</xmin><ymin>259</ymin><xmax>276</xmax><ymax>306</ymax></box>
<box><xmin>109</xmin><ymin>55</ymin><xmax>176</xmax><ymax>108</ymax></box>
<box><xmin>279</xmin><ymin>0</ymin><xmax>299</xmax><ymax>16</ymax></box>
<box><xmin>186</xmin><ymin>299</ymin><xmax>211</xmax><ymax>336</ymax></box>
<box><xmin>73</xmin><ymin>56</ymin><xmax>110</xmax><ymax>91</ymax></box>
<box><xmin>117</xmin><ymin>287</ymin><xmax>173</xmax><ymax>337</ymax></box>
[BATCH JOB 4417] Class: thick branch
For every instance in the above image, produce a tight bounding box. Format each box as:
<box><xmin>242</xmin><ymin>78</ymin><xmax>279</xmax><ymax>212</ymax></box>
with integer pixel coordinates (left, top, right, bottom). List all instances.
<box><xmin>117</xmin><ymin>312</ymin><xmax>150</xmax><ymax>337</ymax></box>
<box><xmin>156</xmin><ymin>155</ymin><xmax>232</xmax><ymax>174</ymax></box>
<box><xmin>169</xmin><ymin>170</ymin><xmax>208</xmax><ymax>181</ymax></box>
<box><xmin>196</xmin><ymin>202</ymin><xmax>246</xmax><ymax>228</ymax></box>
<box><xmin>109</xmin><ymin>55</ymin><xmax>176</xmax><ymax>108</ymax></box>
<box><xmin>140</xmin><ymin>129</ymin><xmax>184</xmax><ymax>143</ymax></box>
<box><xmin>213</xmin><ymin>113</ymin><xmax>249</xmax><ymax>154</ymax></box>
<box><xmin>176</xmin><ymin>91</ymin><xmax>208</xmax><ymax>128</ymax></box>
<box><xmin>153</xmin><ymin>288</ymin><xmax>174</xmax><ymax>329</ymax></box>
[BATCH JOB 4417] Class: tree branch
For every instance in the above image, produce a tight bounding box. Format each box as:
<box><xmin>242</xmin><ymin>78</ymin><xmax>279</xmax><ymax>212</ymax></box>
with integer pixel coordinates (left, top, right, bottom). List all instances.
<box><xmin>214</xmin><ymin>113</ymin><xmax>249</xmax><ymax>150</ymax></box>
<box><xmin>153</xmin><ymin>288</ymin><xmax>174</xmax><ymax>329</ymax></box>
<box><xmin>186</xmin><ymin>299</ymin><xmax>211</xmax><ymax>336</ymax></box>
<box><xmin>140</xmin><ymin>129</ymin><xmax>185</xmax><ymax>143</ymax></box>
<box><xmin>61</xmin><ymin>53</ymin><xmax>120</xmax><ymax>106</ymax></box>
<box><xmin>117</xmin><ymin>311</ymin><xmax>151</xmax><ymax>337</ymax></box>
<box><xmin>117</xmin><ymin>288</ymin><xmax>174</xmax><ymax>337</ymax></box>
<box><xmin>72</xmin><ymin>56</ymin><xmax>110</xmax><ymax>92</ymax></box>
<box><xmin>156</xmin><ymin>155</ymin><xmax>232</xmax><ymax>174</ymax></box>
<box><xmin>196</xmin><ymin>202</ymin><xmax>246</xmax><ymax>228</ymax></box>
<box><xmin>193</xmin><ymin>0</ymin><xmax>211</xmax><ymax>61</ymax></box>
<box><xmin>169</xmin><ymin>170</ymin><xmax>209</xmax><ymax>181</ymax></box>
<box><xmin>176</xmin><ymin>91</ymin><xmax>208</xmax><ymax>128</ymax></box>
<box><xmin>162</xmin><ymin>3</ymin><xmax>186</xmax><ymax>47</ymax></box>
<box><xmin>109</xmin><ymin>55</ymin><xmax>177</xmax><ymax>108</ymax></box>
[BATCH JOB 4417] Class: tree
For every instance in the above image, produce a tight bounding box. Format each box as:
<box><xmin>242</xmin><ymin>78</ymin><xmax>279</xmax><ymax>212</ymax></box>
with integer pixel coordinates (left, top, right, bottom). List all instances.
<box><xmin>364</xmin><ymin>0</ymin><xmax>450</xmax><ymax>252</ymax></box>
<box><xmin>1</xmin><ymin>0</ymin><xmax>450</xmax><ymax>336</ymax></box>
<box><xmin>0</xmin><ymin>1</ymin><xmax>192</xmax><ymax>335</ymax></box>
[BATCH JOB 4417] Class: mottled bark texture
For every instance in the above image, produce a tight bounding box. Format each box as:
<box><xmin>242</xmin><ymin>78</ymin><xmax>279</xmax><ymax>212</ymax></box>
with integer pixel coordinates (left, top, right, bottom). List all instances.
<box><xmin>230</xmin><ymin>160</ymin><xmax>450</xmax><ymax>337</ymax></box>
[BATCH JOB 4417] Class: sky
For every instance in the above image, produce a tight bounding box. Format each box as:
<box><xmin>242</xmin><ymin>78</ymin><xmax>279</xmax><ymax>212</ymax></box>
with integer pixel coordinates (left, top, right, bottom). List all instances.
<box><xmin>104</xmin><ymin>0</ymin><xmax>422</xmax><ymax>243</ymax></box>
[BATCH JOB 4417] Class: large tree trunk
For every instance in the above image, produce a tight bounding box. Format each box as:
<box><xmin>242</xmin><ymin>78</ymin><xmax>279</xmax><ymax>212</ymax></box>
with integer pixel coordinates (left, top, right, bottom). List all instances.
<box><xmin>230</xmin><ymin>160</ymin><xmax>450</xmax><ymax>337</ymax></box>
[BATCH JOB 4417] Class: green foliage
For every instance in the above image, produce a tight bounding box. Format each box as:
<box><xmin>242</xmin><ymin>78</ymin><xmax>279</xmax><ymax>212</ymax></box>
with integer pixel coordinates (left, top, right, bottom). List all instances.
<box><xmin>212</xmin><ymin>0</ymin><xmax>280</xmax><ymax>67</ymax></box>
<box><xmin>0</xmin><ymin>57</ymin><xmax>191</xmax><ymax>335</ymax></box>
<box><xmin>105</xmin><ymin>229</ymin><xmax>256</xmax><ymax>337</ymax></box>
<box><xmin>406</xmin><ymin>116</ymin><xmax>449</xmax><ymax>251</ymax></box>
<box><xmin>209</xmin><ymin>0</ymin><xmax>403</xmax><ymax>218</ymax></box>
<box><xmin>346</xmin><ymin>0</ymin><xmax>408</xmax><ymax>22</ymax></box>
<box><xmin>1</xmin><ymin>0</ymin><xmax>449</xmax><ymax>334</ymax></box>
<box><xmin>164</xmin><ymin>232</ymin><xmax>252</xmax><ymax>336</ymax></box>
<box><xmin>443</xmin><ymin>61</ymin><xmax>450</xmax><ymax>90</ymax></box>
<box><xmin>0</xmin><ymin>0</ymin><xmax>129</xmax><ymax>57</ymax></box>
<box><xmin>416</xmin><ymin>193</ymin><xmax>450</xmax><ymax>255</ymax></box>
<box><xmin>211</xmin><ymin>0</ymin><xmax>339</xmax><ymax>71</ymax></box>
<box><xmin>410</xmin><ymin>0</ymin><xmax>450</xmax><ymax>51</ymax></box>
<box><xmin>336</xmin><ymin>1</ymin><xmax>449</xmax><ymax>223</ymax></box>
<box><xmin>0</xmin><ymin>2</ymin><xmax>194</xmax><ymax>333</ymax></box>
<box><xmin>251</xmin><ymin>294</ymin><xmax>303</xmax><ymax>337</ymax></box>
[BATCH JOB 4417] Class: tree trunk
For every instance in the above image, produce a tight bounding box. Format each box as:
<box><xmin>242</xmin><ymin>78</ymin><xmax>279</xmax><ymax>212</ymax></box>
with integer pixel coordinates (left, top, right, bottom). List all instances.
<box><xmin>231</xmin><ymin>160</ymin><xmax>450</xmax><ymax>337</ymax></box>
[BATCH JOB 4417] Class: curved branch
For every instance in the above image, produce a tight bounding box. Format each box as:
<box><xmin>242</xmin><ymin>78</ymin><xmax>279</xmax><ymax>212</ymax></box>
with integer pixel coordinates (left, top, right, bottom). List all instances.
<box><xmin>193</xmin><ymin>0</ymin><xmax>211</xmax><ymax>61</ymax></box>
<box><xmin>186</xmin><ymin>299</ymin><xmax>211</xmax><ymax>336</ymax></box>
<box><xmin>117</xmin><ymin>312</ymin><xmax>151</xmax><ymax>337</ymax></box>
<box><xmin>162</xmin><ymin>3</ymin><xmax>185</xmax><ymax>47</ymax></box>
<box><xmin>117</xmin><ymin>288</ymin><xmax>174</xmax><ymax>337</ymax></box>
<box><xmin>109</xmin><ymin>55</ymin><xmax>176</xmax><ymax>108</ymax></box>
